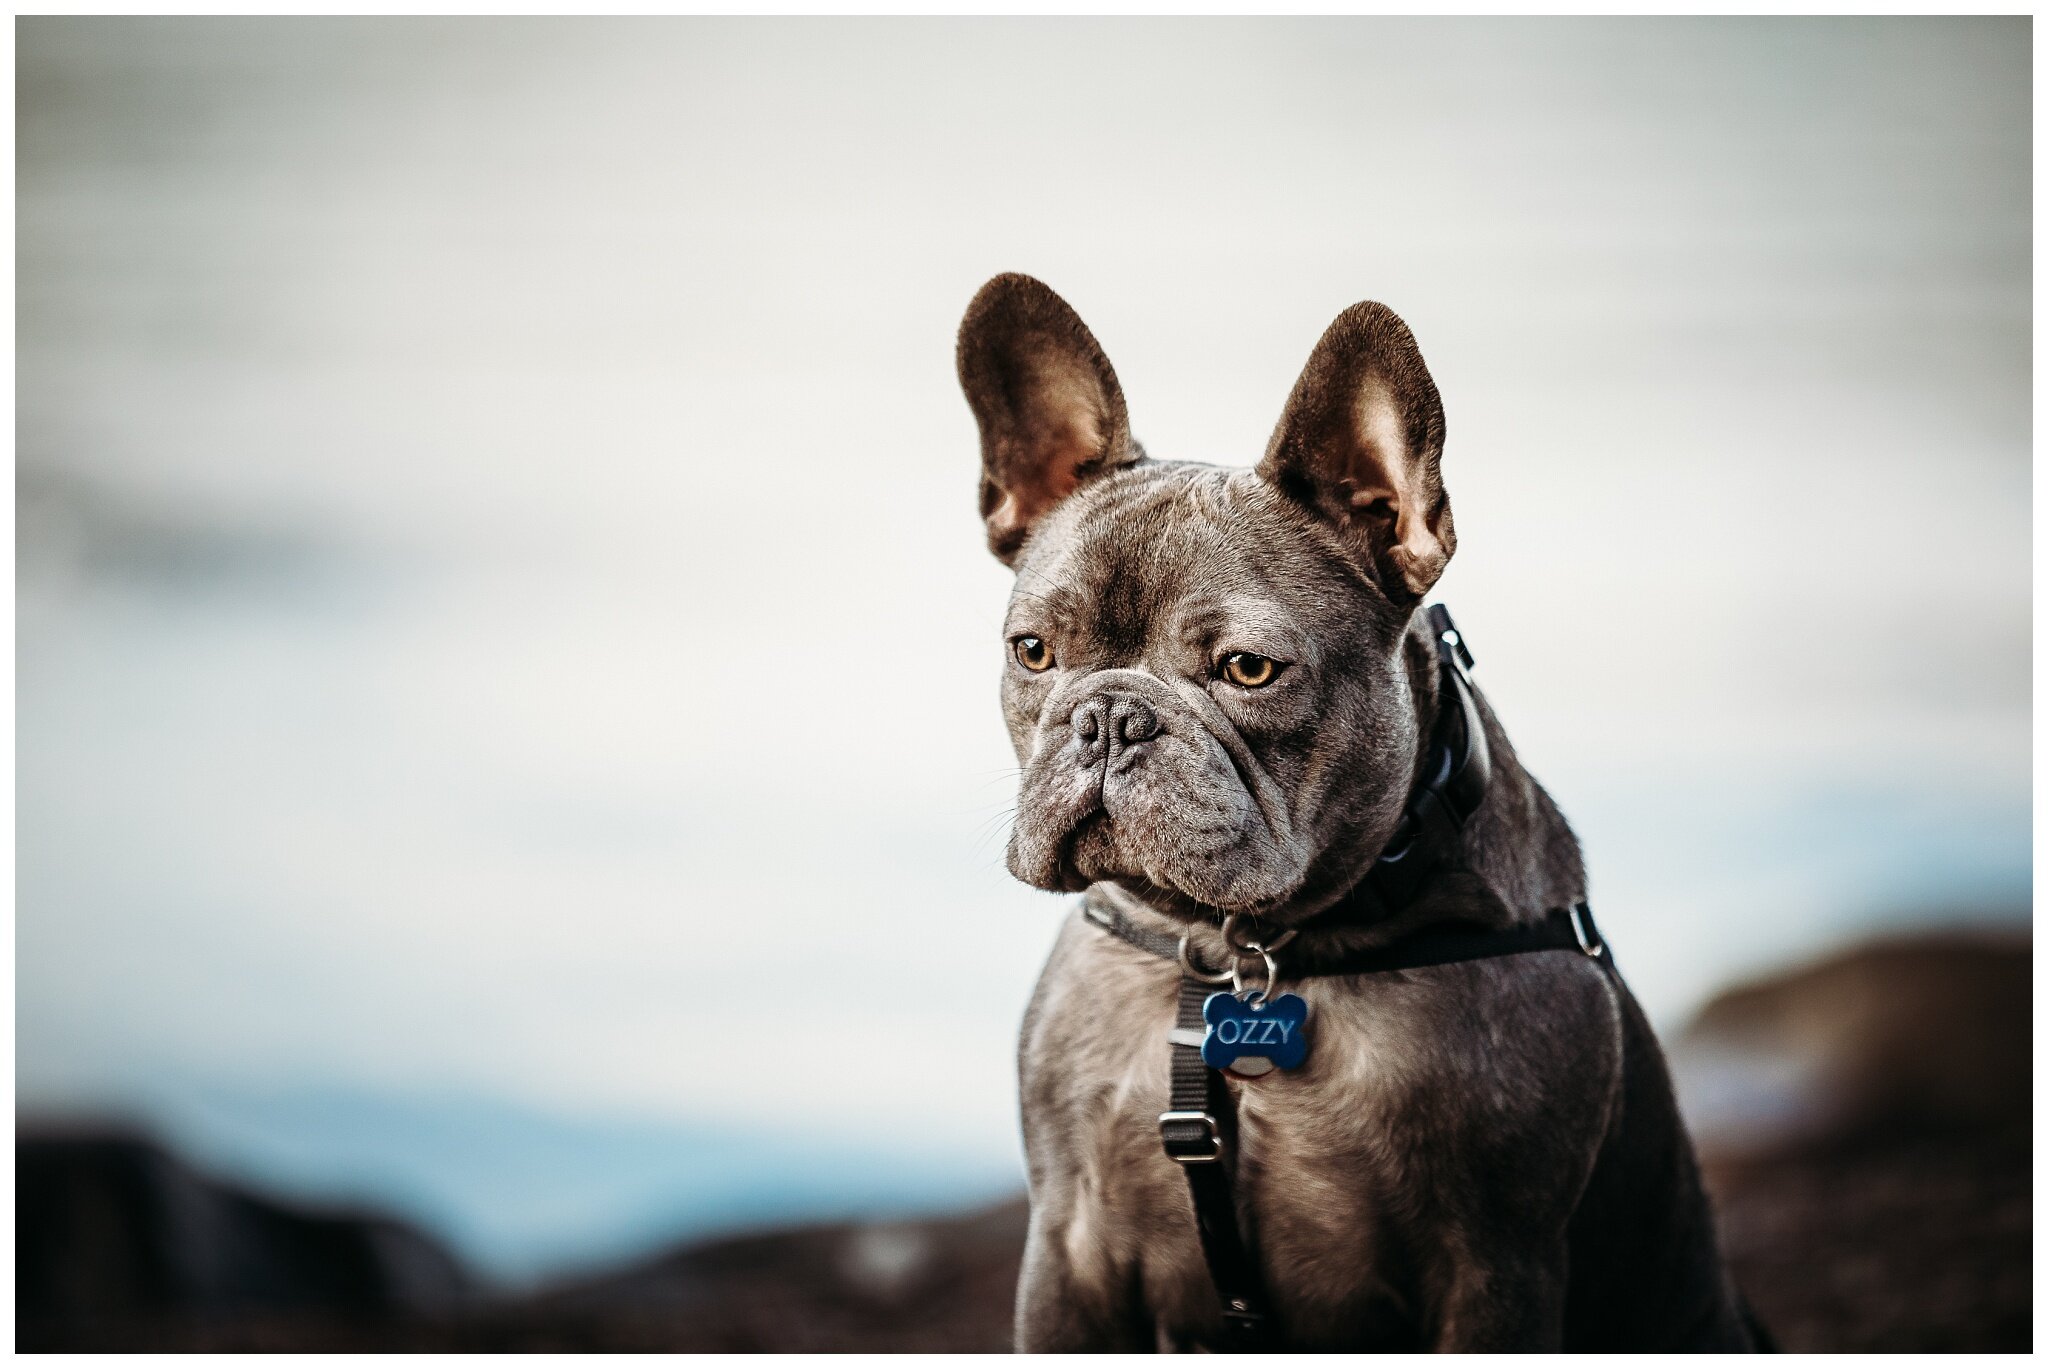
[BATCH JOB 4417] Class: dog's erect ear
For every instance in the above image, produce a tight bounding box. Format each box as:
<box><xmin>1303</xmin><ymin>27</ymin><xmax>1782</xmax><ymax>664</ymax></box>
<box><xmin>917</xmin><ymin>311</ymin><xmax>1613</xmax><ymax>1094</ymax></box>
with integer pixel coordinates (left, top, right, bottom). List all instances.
<box><xmin>1258</xmin><ymin>302</ymin><xmax>1452</xmax><ymax>599</ymax></box>
<box><xmin>957</xmin><ymin>274</ymin><xmax>1137</xmax><ymax>565</ymax></box>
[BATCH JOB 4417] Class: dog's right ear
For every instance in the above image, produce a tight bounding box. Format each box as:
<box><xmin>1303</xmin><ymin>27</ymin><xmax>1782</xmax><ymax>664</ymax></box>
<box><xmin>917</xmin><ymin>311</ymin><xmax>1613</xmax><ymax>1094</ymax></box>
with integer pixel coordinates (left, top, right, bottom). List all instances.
<box><xmin>957</xmin><ymin>274</ymin><xmax>1137</xmax><ymax>565</ymax></box>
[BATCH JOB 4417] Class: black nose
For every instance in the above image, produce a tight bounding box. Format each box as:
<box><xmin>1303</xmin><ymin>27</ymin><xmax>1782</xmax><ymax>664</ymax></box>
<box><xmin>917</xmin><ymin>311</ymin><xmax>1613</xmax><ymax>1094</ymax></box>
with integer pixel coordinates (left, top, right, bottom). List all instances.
<box><xmin>1110</xmin><ymin>697</ymin><xmax>1158</xmax><ymax>745</ymax></box>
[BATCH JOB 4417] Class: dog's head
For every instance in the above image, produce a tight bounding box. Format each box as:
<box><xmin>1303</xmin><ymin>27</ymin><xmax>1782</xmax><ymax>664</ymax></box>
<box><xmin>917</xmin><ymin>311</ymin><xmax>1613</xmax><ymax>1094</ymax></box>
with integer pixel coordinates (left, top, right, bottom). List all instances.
<box><xmin>958</xmin><ymin>274</ymin><xmax>1456</xmax><ymax>924</ymax></box>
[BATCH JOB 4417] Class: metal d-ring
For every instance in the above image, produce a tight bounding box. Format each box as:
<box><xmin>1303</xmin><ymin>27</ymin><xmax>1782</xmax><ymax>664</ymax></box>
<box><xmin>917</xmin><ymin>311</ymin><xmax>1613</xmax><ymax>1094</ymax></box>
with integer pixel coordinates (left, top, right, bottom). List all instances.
<box><xmin>1230</xmin><ymin>948</ymin><xmax>1283</xmax><ymax>1005</ymax></box>
<box><xmin>1218</xmin><ymin>913</ymin><xmax>1298</xmax><ymax>958</ymax></box>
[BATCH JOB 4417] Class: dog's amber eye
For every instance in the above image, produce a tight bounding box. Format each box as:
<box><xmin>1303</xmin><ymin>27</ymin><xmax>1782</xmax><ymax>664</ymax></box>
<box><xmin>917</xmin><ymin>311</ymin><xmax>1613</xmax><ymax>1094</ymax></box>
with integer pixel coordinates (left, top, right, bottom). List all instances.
<box><xmin>1221</xmin><ymin>653</ymin><xmax>1281</xmax><ymax>688</ymax></box>
<box><xmin>1013</xmin><ymin>636</ymin><xmax>1054</xmax><ymax>672</ymax></box>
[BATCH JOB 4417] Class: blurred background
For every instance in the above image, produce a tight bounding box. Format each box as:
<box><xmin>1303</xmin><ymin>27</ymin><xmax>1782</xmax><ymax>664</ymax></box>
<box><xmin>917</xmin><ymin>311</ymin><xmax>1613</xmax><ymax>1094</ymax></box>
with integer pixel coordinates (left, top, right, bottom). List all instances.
<box><xmin>16</xmin><ymin>16</ymin><xmax>2030</xmax><ymax>1352</ymax></box>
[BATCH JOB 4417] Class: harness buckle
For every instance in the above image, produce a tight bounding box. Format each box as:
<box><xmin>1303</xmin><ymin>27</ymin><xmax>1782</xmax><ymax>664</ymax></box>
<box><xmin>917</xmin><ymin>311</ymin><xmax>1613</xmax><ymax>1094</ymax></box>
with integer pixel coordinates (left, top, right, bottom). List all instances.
<box><xmin>1569</xmin><ymin>903</ymin><xmax>1605</xmax><ymax>959</ymax></box>
<box><xmin>1427</xmin><ymin>603</ymin><xmax>1477</xmax><ymax>676</ymax></box>
<box><xmin>1158</xmin><ymin>1110</ymin><xmax>1223</xmax><ymax>1164</ymax></box>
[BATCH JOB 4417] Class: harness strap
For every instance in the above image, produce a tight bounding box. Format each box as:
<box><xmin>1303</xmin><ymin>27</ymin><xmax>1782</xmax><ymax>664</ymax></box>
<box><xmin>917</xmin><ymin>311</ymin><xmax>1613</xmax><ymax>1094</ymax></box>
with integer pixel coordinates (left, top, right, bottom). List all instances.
<box><xmin>1161</xmin><ymin>976</ymin><xmax>1274</xmax><ymax>1348</ymax></box>
<box><xmin>1092</xmin><ymin>900</ymin><xmax>1183</xmax><ymax>962</ymax></box>
<box><xmin>1132</xmin><ymin>903</ymin><xmax>1612</xmax><ymax>1349</ymax></box>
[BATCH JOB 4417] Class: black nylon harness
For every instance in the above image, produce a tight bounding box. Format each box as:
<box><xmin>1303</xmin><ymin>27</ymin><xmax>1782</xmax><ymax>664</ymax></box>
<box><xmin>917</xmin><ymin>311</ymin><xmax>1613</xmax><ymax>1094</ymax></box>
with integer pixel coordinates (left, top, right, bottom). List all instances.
<box><xmin>1080</xmin><ymin>606</ymin><xmax>1616</xmax><ymax>1351</ymax></box>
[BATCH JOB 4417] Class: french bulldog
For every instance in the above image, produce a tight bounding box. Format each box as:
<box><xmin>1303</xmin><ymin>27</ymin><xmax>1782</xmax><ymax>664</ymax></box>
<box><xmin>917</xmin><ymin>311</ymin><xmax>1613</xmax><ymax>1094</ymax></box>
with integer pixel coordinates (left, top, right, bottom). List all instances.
<box><xmin>957</xmin><ymin>274</ymin><xmax>1763</xmax><ymax>1352</ymax></box>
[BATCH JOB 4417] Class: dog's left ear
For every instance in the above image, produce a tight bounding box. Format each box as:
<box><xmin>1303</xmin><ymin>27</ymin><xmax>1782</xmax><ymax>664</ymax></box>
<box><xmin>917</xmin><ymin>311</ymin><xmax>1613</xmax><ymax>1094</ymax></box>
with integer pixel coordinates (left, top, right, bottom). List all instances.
<box><xmin>957</xmin><ymin>273</ymin><xmax>1139</xmax><ymax>565</ymax></box>
<box><xmin>1258</xmin><ymin>302</ymin><xmax>1453</xmax><ymax>599</ymax></box>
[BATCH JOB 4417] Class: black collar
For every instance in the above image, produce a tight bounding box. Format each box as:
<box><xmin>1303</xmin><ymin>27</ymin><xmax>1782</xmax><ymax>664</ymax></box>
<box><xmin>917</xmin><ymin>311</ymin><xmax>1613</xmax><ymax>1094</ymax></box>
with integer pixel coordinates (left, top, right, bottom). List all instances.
<box><xmin>1355</xmin><ymin>602</ymin><xmax>1492</xmax><ymax>914</ymax></box>
<box><xmin>1084</xmin><ymin>895</ymin><xmax>1607</xmax><ymax>977</ymax></box>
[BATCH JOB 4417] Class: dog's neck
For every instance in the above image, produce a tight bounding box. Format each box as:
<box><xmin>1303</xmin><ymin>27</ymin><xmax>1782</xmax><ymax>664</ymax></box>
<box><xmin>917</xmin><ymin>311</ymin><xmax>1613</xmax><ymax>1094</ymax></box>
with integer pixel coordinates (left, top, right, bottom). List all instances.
<box><xmin>1097</xmin><ymin>615</ymin><xmax>1588</xmax><ymax>970</ymax></box>
<box><xmin>1424</xmin><ymin>639</ymin><xmax>1589</xmax><ymax>932</ymax></box>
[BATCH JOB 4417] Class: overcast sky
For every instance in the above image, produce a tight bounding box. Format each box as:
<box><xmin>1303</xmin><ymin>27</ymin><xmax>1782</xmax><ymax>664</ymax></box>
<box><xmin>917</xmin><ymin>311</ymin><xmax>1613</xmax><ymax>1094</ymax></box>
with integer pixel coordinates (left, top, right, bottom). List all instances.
<box><xmin>18</xmin><ymin>17</ymin><xmax>2029</xmax><ymax>1179</ymax></box>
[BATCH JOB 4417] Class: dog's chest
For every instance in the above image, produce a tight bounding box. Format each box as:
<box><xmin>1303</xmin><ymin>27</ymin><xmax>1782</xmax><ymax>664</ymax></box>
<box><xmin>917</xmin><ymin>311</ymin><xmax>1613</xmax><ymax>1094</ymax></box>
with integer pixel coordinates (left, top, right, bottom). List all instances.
<box><xmin>1022</xmin><ymin>929</ymin><xmax>1471</xmax><ymax>1341</ymax></box>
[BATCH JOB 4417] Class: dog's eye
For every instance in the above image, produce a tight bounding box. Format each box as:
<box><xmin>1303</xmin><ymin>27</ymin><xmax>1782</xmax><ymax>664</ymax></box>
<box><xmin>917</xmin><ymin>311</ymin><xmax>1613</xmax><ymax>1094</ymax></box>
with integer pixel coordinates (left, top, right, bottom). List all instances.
<box><xmin>1013</xmin><ymin>636</ymin><xmax>1054</xmax><ymax>672</ymax></box>
<box><xmin>1221</xmin><ymin>653</ymin><xmax>1282</xmax><ymax>688</ymax></box>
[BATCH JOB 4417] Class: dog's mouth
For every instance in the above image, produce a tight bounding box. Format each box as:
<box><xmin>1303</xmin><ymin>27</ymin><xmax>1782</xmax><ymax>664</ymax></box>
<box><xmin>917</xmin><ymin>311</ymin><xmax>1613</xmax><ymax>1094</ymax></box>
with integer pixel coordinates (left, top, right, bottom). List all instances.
<box><xmin>1033</xmin><ymin>802</ymin><xmax>1161</xmax><ymax>898</ymax></box>
<box><xmin>1028</xmin><ymin>804</ymin><xmax>1298</xmax><ymax>919</ymax></box>
<box><xmin>1050</xmin><ymin>809</ymin><xmax>1116</xmax><ymax>893</ymax></box>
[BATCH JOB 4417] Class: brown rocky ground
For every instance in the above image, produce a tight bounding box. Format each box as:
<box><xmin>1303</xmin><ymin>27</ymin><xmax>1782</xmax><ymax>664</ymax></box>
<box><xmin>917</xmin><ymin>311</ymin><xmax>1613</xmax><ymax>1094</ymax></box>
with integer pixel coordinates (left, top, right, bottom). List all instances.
<box><xmin>19</xmin><ymin>929</ymin><xmax>2030</xmax><ymax>1352</ymax></box>
<box><xmin>1710</xmin><ymin>1128</ymin><xmax>2030</xmax><ymax>1353</ymax></box>
<box><xmin>1676</xmin><ymin>929</ymin><xmax>2032</xmax><ymax>1353</ymax></box>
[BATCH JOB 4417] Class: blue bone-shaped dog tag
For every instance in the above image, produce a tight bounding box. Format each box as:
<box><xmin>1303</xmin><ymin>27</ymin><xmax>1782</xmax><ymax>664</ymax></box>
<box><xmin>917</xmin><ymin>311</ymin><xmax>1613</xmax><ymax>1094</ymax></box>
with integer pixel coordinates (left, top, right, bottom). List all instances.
<box><xmin>1201</xmin><ymin>991</ymin><xmax>1310</xmax><ymax>1072</ymax></box>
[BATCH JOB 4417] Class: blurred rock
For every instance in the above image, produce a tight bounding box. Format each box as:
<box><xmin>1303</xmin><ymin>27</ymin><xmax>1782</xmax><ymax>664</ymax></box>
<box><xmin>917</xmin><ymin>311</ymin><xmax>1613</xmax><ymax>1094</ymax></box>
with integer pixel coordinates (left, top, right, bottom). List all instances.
<box><xmin>1672</xmin><ymin>927</ymin><xmax>2029</xmax><ymax>1157</ymax></box>
<box><xmin>478</xmin><ymin>1202</ymin><xmax>1029</xmax><ymax>1352</ymax></box>
<box><xmin>18</xmin><ymin>1125</ymin><xmax>470</xmax><ymax>1351</ymax></box>
<box><xmin>1671</xmin><ymin>928</ymin><xmax>2031</xmax><ymax>1352</ymax></box>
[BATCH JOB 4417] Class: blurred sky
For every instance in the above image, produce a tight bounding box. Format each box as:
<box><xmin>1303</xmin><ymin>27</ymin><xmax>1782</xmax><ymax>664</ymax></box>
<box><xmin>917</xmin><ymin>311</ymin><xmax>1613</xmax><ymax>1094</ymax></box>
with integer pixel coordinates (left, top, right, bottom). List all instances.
<box><xmin>16</xmin><ymin>17</ymin><xmax>2030</xmax><ymax>1280</ymax></box>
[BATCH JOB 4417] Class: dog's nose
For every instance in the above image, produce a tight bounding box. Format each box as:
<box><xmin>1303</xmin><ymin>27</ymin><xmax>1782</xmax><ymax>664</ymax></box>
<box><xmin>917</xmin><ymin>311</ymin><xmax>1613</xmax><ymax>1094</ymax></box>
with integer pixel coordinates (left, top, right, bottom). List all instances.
<box><xmin>1110</xmin><ymin>697</ymin><xmax>1158</xmax><ymax>746</ymax></box>
<box><xmin>1070</xmin><ymin>693</ymin><xmax>1158</xmax><ymax>760</ymax></box>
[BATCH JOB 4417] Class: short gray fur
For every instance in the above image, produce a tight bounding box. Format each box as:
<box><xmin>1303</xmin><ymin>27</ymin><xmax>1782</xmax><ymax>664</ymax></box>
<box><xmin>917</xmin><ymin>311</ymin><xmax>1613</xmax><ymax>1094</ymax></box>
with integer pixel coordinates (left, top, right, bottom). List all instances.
<box><xmin>957</xmin><ymin>274</ymin><xmax>1761</xmax><ymax>1352</ymax></box>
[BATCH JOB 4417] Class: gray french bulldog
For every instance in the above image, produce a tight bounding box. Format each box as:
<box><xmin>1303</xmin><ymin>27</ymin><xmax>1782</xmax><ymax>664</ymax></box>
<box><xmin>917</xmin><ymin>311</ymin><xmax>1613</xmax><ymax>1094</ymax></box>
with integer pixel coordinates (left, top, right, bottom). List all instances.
<box><xmin>956</xmin><ymin>274</ymin><xmax>1763</xmax><ymax>1352</ymax></box>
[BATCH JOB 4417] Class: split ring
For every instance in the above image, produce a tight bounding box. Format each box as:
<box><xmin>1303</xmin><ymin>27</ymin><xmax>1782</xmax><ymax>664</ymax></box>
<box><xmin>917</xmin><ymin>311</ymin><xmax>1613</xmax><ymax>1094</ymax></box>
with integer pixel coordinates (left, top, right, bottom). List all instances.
<box><xmin>1218</xmin><ymin>913</ymin><xmax>1298</xmax><ymax>957</ymax></box>
<box><xmin>1229</xmin><ymin>948</ymin><xmax>1283</xmax><ymax>1005</ymax></box>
